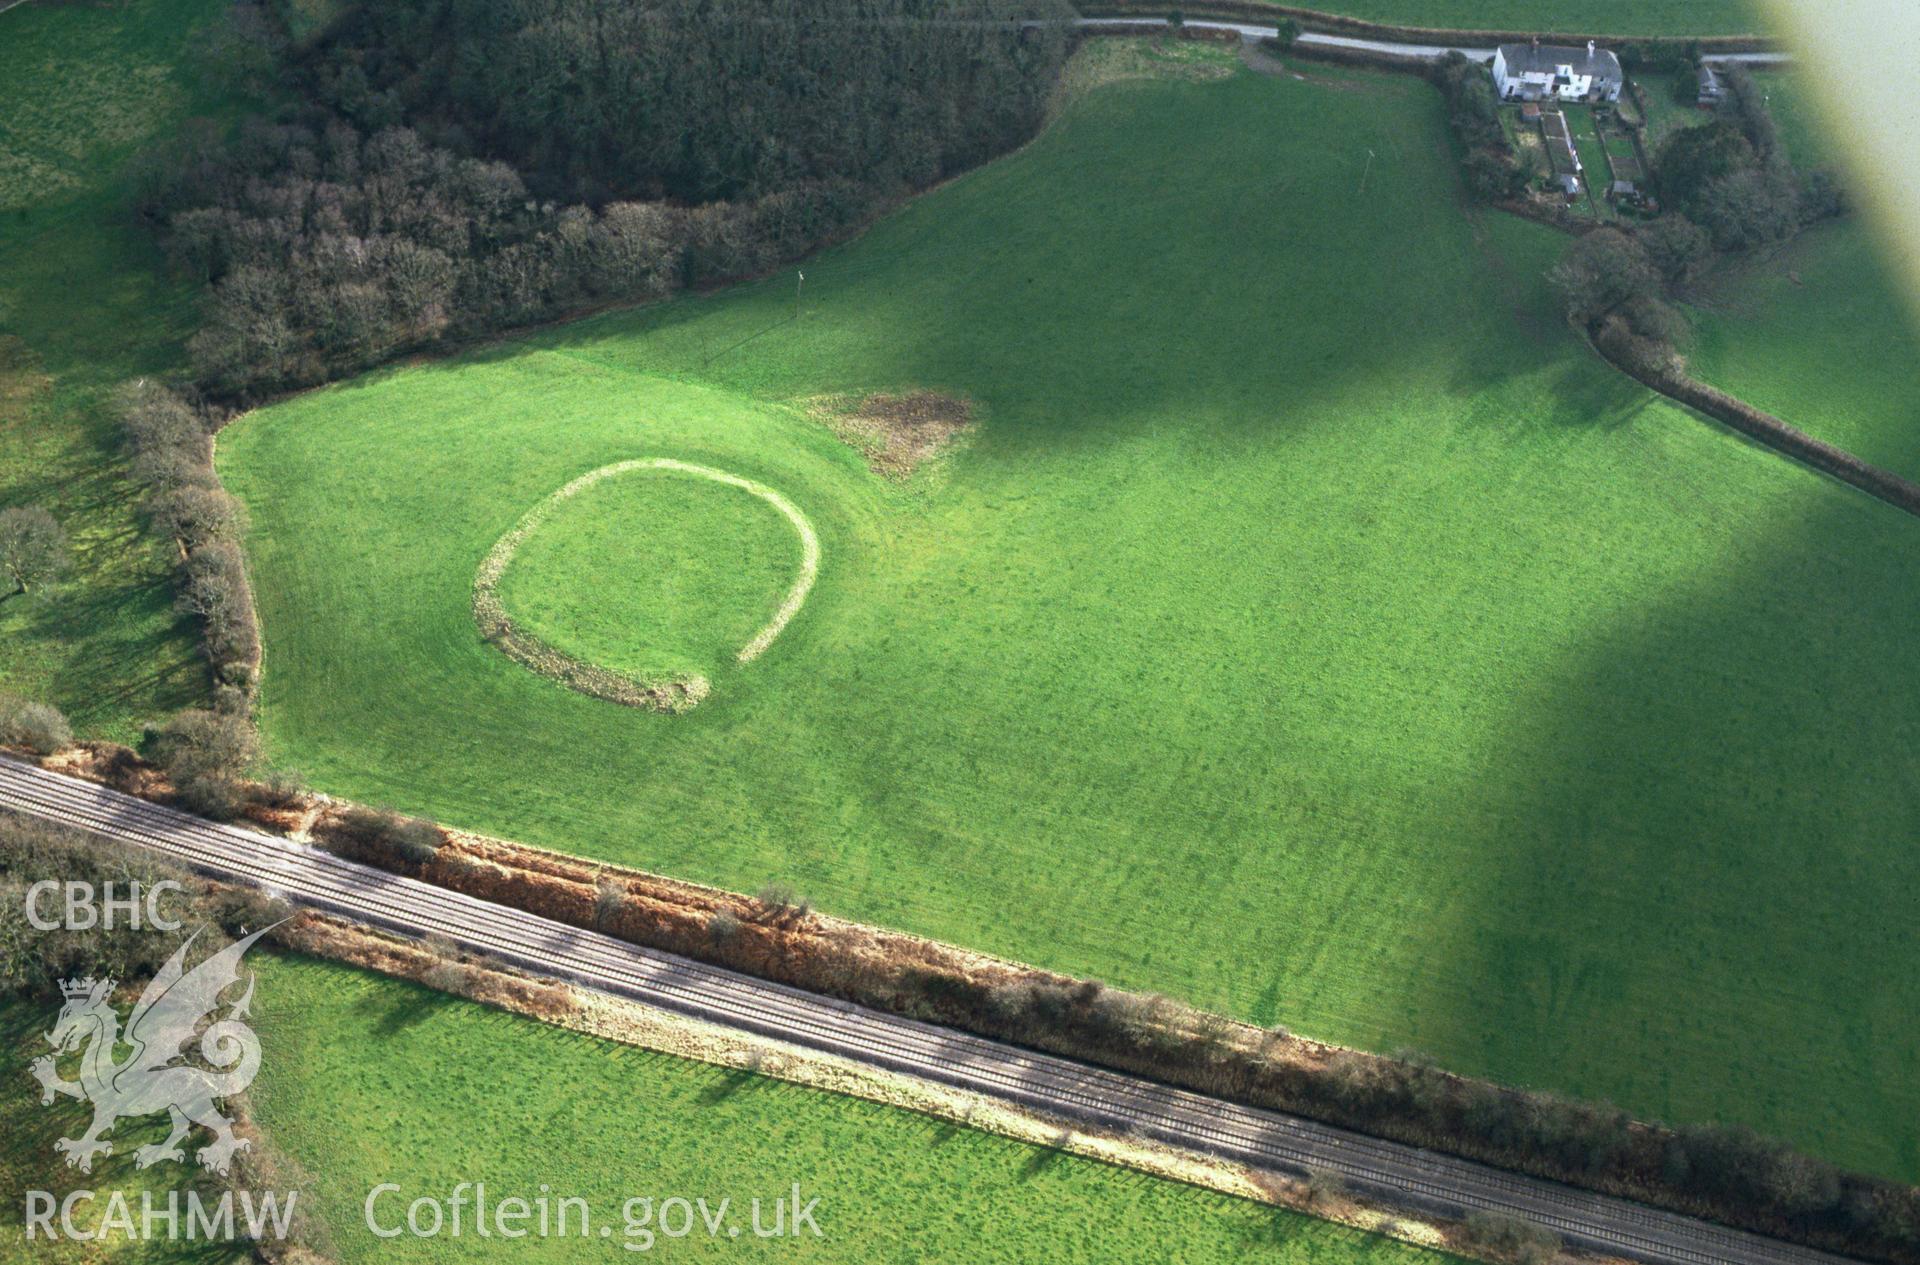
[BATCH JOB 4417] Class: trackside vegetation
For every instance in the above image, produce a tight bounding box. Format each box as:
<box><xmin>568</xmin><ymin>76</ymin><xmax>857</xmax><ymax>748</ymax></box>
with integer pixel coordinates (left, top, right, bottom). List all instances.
<box><xmin>238</xmin><ymin>954</ymin><xmax>1463</xmax><ymax>1265</ymax></box>
<box><xmin>16</xmin><ymin>731</ymin><xmax>1906</xmax><ymax>1258</ymax></box>
<box><xmin>267</xmin><ymin>762</ymin><xmax>1918</xmax><ymax>1263</ymax></box>
<box><xmin>0</xmin><ymin>812</ymin><xmax>323</xmax><ymax>1263</ymax></box>
<box><xmin>8</xmin><ymin>0</ymin><xmax>1915</xmax><ymax>1255</ymax></box>
<box><xmin>0</xmin><ymin>816</ymin><xmax>1455</xmax><ymax>1263</ymax></box>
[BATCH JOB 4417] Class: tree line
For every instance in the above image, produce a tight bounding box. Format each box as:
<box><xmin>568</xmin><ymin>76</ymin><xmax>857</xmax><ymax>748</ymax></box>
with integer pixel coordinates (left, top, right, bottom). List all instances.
<box><xmin>116</xmin><ymin>381</ymin><xmax>260</xmax><ymax>728</ymax></box>
<box><xmin>1649</xmin><ymin>63</ymin><xmax>1841</xmax><ymax>253</ymax></box>
<box><xmin>0</xmin><ymin>811</ymin><xmax>284</xmax><ymax>1000</ymax></box>
<box><xmin>135</xmin><ymin>0</ymin><xmax>1075</xmax><ymax>398</ymax></box>
<box><xmin>1551</xmin><ymin>63</ymin><xmax>1843</xmax><ymax>367</ymax></box>
<box><xmin>1432</xmin><ymin>52</ymin><xmax>1528</xmax><ymax>202</ymax></box>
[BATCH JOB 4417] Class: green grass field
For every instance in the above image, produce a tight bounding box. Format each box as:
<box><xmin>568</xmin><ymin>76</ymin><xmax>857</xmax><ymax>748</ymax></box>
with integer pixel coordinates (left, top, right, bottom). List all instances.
<box><xmin>0</xmin><ymin>0</ymin><xmax>248</xmax><ymax>740</ymax></box>
<box><xmin>1686</xmin><ymin>221</ymin><xmax>1920</xmax><ymax>485</ymax></box>
<box><xmin>1247</xmin><ymin>0</ymin><xmax>1761</xmax><ymax>35</ymax></box>
<box><xmin>0</xmin><ymin>1000</ymin><xmax>252</xmax><ymax>1264</ymax></box>
<box><xmin>1751</xmin><ymin>70</ymin><xmax>1840</xmax><ymax>170</ymax></box>
<box><xmin>0</xmin><ymin>959</ymin><xmax>1464</xmax><ymax>1264</ymax></box>
<box><xmin>1671</xmin><ymin>73</ymin><xmax>1920</xmax><ymax>485</ymax></box>
<box><xmin>496</xmin><ymin>465</ymin><xmax>807</xmax><ymax>687</ymax></box>
<box><xmin>221</xmin><ymin>44</ymin><xmax>1920</xmax><ymax>1182</ymax></box>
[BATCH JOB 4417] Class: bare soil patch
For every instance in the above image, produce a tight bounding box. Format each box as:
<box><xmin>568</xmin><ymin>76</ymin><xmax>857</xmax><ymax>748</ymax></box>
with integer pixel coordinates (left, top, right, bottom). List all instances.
<box><xmin>807</xmin><ymin>390</ymin><xmax>975</xmax><ymax>479</ymax></box>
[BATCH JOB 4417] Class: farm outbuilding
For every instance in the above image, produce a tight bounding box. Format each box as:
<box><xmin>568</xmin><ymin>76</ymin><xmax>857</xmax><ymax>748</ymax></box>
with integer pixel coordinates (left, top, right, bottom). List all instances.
<box><xmin>1698</xmin><ymin>64</ymin><xmax>1725</xmax><ymax>106</ymax></box>
<box><xmin>1492</xmin><ymin>39</ymin><xmax>1623</xmax><ymax>103</ymax></box>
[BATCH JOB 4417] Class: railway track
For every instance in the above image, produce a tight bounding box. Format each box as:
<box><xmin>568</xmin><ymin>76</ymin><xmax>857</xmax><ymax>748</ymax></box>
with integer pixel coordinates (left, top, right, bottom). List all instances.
<box><xmin>0</xmin><ymin>756</ymin><xmax>1856</xmax><ymax>1265</ymax></box>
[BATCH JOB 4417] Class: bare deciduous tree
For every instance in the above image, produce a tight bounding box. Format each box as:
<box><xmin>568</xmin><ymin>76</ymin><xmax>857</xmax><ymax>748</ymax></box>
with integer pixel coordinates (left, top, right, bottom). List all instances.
<box><xmin>594</xmin><ymin>879</ymin><xmax>627</xmax><ymax>930</ymax></box>
<box><xmin>0</xmin><ymin>506</ymin><xmax>69</xmax><ymax>596</ymax></box>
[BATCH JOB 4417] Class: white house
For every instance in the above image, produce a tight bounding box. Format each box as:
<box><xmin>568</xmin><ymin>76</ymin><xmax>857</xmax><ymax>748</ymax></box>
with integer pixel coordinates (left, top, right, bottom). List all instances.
<box><xmin>1491</xmin><ymin>40</ymin><xmax>1623</xmax><ymax>103</ymax></box>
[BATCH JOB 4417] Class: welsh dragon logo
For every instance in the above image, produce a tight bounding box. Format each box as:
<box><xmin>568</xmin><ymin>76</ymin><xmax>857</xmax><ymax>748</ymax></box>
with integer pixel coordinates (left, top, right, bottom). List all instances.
<box><xmin>29</xmin><ymin>923</ymin><xmax>281</xmax><ymax>1175</ymax></box>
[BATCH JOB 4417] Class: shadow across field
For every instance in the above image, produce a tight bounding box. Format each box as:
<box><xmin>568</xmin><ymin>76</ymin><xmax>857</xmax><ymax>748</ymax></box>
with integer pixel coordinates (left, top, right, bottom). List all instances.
<box><xmin>217</xmin><ymin>45</ymin><xmax>1920</xmax><ymax>1192</ymax></box>
<box><xmin>1398</xmin><ymin>450</ymin><xmax>1920</xmax><ymax>1182</ymax></box>
<box><xmin>523</xmin><ymin>67</ymin><xmax>1486</xmax><ymax>458</ymax></box>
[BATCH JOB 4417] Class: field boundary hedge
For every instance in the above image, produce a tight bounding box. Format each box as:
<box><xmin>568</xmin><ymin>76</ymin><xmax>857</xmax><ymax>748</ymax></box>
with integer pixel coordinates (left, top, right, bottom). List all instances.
<box><xmin>1591</xmin><ymin>336</ymin><xmax>1920</xmax><ymax>519</ymax></box>
<box><xmin>115</xmin><ymin>385</ymin><xmax>263</xmax><ymax>709</ymax></box>
<box><xmin>1281</xmin><ymin>38</ymin><xmax>1432</xmax><ymax>72</ymax></box>
<box><xmin>1493</xmin><ymin>195</ymin><xmax>1602</xmax><ymax>235</ymax></box>
<box><xmin>1078</xmin><ymin>2</ymin><xmax>1779</xmax><ymax>52</ymax></box>
<box><xmin>1081</xmin><ymin>21</ymin><xmax>1244</xmax><ymax>42</ymax></box>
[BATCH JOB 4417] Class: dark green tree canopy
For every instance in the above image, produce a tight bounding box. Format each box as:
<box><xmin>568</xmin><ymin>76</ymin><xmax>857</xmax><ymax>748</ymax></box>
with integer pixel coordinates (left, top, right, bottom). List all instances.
<box><xmin>1548</xmin><ymin>228</ymin><xmax>1659</xmax><ymax>326</ymax></box>
<box><xmin>307</xmin><ymin>0</ymin><xmax>1075</xmax><ymax>205</ymax></box>
<box><xmin>137</xmin><ymin>0</ymin><xmax>1075</xmax><ymax>398</ymax></box>
<box><xmin>1654</xmin><ymin>121</ymin><xmax>1755</xmax><ymax>216</ymax></box>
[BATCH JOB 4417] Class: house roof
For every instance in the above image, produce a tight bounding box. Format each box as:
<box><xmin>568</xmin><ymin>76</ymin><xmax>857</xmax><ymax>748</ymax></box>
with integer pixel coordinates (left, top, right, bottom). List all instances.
<box><xmin>1497</xmin><ymin>42</ymin><xmax>1622</xmax><ymax>80</ymax></box>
